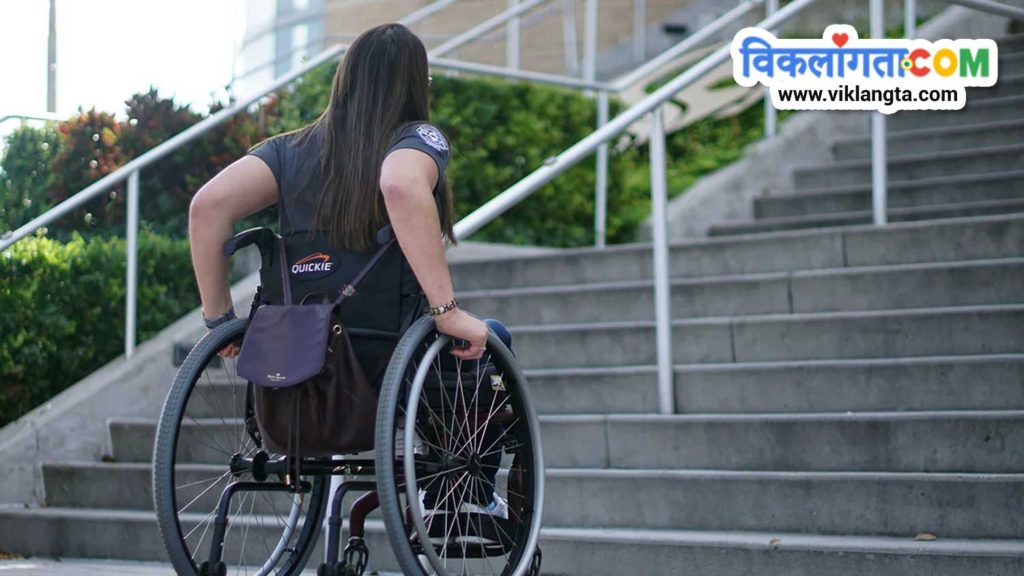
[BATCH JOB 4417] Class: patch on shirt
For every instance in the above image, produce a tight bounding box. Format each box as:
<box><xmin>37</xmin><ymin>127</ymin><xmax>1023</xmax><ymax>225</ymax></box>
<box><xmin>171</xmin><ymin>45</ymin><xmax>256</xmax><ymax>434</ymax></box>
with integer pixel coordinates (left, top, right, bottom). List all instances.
<box><xmin>416</xmin><ymin>125</ymin><xmax>449</xmax><ymax>152</ymax></box>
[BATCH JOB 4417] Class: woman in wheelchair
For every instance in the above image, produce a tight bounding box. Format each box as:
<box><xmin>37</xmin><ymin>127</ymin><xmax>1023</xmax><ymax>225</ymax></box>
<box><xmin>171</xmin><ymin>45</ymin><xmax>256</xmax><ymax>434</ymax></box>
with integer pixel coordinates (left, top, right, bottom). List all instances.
<box><xmin>153</xmin><ymin>22</ymin><xmax>543</xmax><ymax>576</ymax></box>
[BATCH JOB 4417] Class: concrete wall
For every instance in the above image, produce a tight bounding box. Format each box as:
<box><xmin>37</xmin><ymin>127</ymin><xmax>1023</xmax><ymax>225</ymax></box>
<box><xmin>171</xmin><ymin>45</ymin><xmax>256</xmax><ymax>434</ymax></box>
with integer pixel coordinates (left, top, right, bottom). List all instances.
<box><xmin>0</xmin><ymin>274</ymin><xmax>260</xmax><ymax>507</ymax></box>
<box><xmin>639</xmin><ymin>5</ymin><xmax>1016</xmax><ymax>241</ymax></box>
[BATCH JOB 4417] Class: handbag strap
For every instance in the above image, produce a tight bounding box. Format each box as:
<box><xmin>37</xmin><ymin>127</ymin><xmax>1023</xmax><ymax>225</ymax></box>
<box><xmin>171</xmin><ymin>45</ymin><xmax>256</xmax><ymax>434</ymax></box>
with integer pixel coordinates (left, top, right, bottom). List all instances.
<box><xmin>275</xmin><ymin>236</ymin><xmax>294</xmax><ymax>305</ymax></box>
<box><xmin>334</xmin><ymin>238</ymin><xmax>397</xmax><ymax>306</ymax></box>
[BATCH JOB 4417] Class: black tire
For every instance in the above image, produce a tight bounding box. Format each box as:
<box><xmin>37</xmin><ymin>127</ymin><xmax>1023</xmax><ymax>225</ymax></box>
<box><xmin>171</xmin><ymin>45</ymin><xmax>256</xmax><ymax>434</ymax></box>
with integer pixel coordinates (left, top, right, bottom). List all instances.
<box><xmin>154</xmin><ymin>318</ymin><xmax>328</xmax><ymax>575</ymax></box>
<box><xmin>375</xmin><ymin>315</ymin><xmax>545</xmax><ymax>576</ymax></box>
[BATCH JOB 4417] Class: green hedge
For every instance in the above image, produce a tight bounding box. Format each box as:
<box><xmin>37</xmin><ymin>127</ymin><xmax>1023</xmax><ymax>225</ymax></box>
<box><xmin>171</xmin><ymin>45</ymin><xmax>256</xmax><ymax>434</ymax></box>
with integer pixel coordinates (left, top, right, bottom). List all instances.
<box><xmin>0</xmin><ymin>232</ymin><xmax>195</xmax><ymax>427</ymax></box>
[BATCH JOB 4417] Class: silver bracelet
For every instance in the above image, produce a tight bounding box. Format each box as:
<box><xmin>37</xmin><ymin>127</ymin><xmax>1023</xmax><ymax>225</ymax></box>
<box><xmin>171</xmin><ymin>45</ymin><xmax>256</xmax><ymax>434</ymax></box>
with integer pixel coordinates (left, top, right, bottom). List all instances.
<box><xmin>428</xmin><ymin>298</ymin><xmax>459</xmax><ymax>317</ymax></box>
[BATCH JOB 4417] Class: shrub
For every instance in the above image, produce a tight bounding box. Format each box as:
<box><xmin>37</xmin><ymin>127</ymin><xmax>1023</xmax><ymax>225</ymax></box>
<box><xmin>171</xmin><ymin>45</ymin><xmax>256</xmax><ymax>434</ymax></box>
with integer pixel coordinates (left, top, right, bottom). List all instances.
<box><xmin>44</xmin><ymin>109</ymin><xmax>128</xmax><ymax>233</ymax></box>
<box><xmin>0</xmin><ymin>125</ymin><xmax>62</xmax><ymax>231</ymax></box>
<box><xmin>0</xmin><ymin>232</ymin><xmax>196</xmax><ymax>426</ymax></box>
<box><xmin>34</xmin><ymin>89</ymin><xmax>271</xmax><ymax>239</ymax></box>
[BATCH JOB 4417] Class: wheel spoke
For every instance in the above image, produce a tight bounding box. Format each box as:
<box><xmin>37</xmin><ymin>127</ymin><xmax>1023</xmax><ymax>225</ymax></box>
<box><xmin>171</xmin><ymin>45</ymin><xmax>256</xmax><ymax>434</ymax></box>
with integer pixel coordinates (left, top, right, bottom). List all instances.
<box><xmin>162</xmin><ymin>330</ymin><xmax>322</xmax><ymax>576</ymax></box>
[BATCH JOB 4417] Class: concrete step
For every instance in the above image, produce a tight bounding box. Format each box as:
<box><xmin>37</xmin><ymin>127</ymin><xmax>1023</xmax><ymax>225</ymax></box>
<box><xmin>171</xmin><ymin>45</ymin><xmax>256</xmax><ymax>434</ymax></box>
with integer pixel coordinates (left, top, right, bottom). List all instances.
<box><xmin>997</xmin><ymin>33</ymin><xmax>1024</xmax><ymax>53</ymax></box>
<box><xmin>713</xmin><ymin>198</ymin><xmax>1024</xmax><ymax>236</ymax></box>
<box><xmin>174</xmin><ymin>352</ymin><xmax>1024</xmax><ymax>418</ymax></box>
<box><xmin>675</xmin><ymin>355</ymin><xmax>1024</xmax><ymax>413</ymax></box>
<box><xmin>831</xmin><ymin>119</ymin><xmax>1024</xmax><ymax>161</ymax></box>
<box><xmin>460</xmin><ymin>258</ymin><xmax>1024</xmax><ymax>323</ymax></box>
<box><xmin>111</xmin><ymin>409</ymin><xmax>1024</xmax><ymax>472</ymax></box>
<box><xmin>754</xmin><ymin>170</ymin><xmax>1024</xmax><ymax>219</ymax></box>
<box><xmin>191</xmin><ymin>365</ymin><xmax>659</xmax><ymax>417</ymax></box>
<box><xmin>545</xmin><ymin>469</ymin><xmax>1024</xmax><ymax>538</ymax></box>
<box><xmin>970</xmin><ymin>73</ymin><xmax>1024</xmax><ymax>100</ymax></box>
<box><xmin>41</xmin><ymin>462</ymin><xmax>302</xmax><ymax>516</ymax></box>
<box><xmin>791</xmin><ymin>144</ymin><xmax>1024</xmax><ymax>191</ymax></box>
<box><xmin>995</xmin><ymin>51</ymin><xmax>1024</xmax><ymax>65</ymax></box>
<box><xmin>450</xmin><ymin>214</ymin><xmax>1024</xmax><ymax>290</ymax></box>
<box><xmin>3</xmin><ymin>508</ymin><xmax>1022</xmax><ymax>576</ymax></box>
<box><xmin>0</xmin><ymin>506</ymin><xmax>391</xmax><ymax>570</ymax></box>
<box><xmin>40</xmin><ymin>461</ymin><xmax>1024</xmax><ymax>539</ymax></box>
<box><xmin>500</xmin><ymin>304</ymin><xmax>1024</xmax><ymax>369</ymax></box>
<box><xmin>540</xmin><ymin>410</ymin><xmax>1024</xmax><ymax>472</ymax></box>
<box><xmin>888</xmin><ymin>95</ymin><xmax>1024</xmax><ymax>131</ymax></box>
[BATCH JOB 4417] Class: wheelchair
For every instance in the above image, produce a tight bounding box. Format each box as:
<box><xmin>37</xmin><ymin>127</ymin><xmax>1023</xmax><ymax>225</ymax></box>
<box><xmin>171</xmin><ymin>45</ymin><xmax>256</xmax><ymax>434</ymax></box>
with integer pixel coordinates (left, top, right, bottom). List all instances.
<box><xmin>152</xmin><ymin>228</ymin><xmax>545</xmax><ymax>576</ymax></box>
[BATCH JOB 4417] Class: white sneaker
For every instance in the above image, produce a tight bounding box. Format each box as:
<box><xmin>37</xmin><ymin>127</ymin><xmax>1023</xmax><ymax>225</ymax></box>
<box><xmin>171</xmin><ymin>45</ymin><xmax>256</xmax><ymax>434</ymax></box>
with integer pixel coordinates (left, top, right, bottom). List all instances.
<box><xmin>460</xmin><ymin>491</ymin><xmax>508</xmax><ymax>520</ymax></box>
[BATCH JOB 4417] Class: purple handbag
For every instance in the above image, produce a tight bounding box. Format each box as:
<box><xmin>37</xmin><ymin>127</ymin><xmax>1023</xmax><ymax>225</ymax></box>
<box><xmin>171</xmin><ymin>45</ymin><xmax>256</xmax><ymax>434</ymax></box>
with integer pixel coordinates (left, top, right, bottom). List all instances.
<box><xmin>237</xmin><ymin>235</ymin><xmax>395</xmax><ymax>456</ymax></box>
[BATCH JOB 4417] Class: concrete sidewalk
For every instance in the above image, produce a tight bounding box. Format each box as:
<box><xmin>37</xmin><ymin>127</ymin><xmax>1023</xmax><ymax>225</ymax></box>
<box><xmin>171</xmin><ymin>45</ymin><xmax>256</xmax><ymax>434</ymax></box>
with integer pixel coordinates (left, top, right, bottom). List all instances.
<box><xmin>0</xmin><ymin>559</ymin><xmax>176</xmax><ymax>575</ymax></box>
<box><xmin>0</xmin><ymin>558</ymin><xmax>403</xmax><ymax>575</ymax></box>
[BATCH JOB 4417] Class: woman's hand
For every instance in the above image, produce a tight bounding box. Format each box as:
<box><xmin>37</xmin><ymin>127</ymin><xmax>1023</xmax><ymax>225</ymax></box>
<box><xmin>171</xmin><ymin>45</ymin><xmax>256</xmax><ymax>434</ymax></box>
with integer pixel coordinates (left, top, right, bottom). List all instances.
<box><xmin>434</xmin><ymin>309</ymin><xmax>489</xmax><ymax>360</ymax></box>
<box><xmin>217</xmin><ymin>339</ymin><xmax>240</xmax><ymax>359</ymax></box>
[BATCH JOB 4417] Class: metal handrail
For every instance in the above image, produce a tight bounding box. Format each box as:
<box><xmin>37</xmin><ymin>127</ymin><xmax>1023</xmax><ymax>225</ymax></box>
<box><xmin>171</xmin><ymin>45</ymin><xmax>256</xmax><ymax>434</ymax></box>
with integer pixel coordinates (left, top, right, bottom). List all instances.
<box><xmin>454</xmin><ymin>0</ymin><xmax>822</xmax><ymax>238</ymax></box>
<box><xmin>5</xmin><ymin>0</ymin><xmax>594</xmax><ymax>252</ymax></box>
<box><xmin>240</xmin><ymin>0</ymin><xmax>460</xmax><ymax>50</ymax></box>
<box><xmin>234</xmin><ymin>35</ymin><xmax>608</xmax><ymax>92</ymax></box>
<box><xmin>610</xmin><ymin>0</ymin><xmax>763</xmax><ymax>91</ymax></box>
<box><xmin>453</xmin><ymin>0</ymin><xmax>820</xmax><ymax>414</ymax></box>
<box><xmin>0</xmin><ymin>113</ymin><xmax>64</xmax><ymax>126</ymax></box>
<box><xmin>432</xmin><ymin>55</ymin><xmax>609</xmax><ymax>90</ymax></box>
<box><xmin>0</xmin><ymin>42</ymin><xmax>345</xmax><ymax>253</ymax></box>
<box><xmin>241</xmin><ymin>5</ymin><xmax>322</xmax><ymax>48</ymax></box>
<box><xmin>948</xmin><ymin>0</ymin><xmax>1024</xmax><ymax>19</ymax></box>
<box><xmin>429</xmin><ymin>0</ymin><xmax>554</xmax><ymax>57</ymax></box>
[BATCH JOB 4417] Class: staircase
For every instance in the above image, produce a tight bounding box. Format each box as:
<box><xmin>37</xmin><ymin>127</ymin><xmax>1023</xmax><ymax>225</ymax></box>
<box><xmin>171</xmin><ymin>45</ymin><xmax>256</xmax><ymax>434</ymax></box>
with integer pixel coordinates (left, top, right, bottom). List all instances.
<box><xmin>2</xmin><ymin>32</ymin><xmax>1023</xmax><ymax>576</ymax></box>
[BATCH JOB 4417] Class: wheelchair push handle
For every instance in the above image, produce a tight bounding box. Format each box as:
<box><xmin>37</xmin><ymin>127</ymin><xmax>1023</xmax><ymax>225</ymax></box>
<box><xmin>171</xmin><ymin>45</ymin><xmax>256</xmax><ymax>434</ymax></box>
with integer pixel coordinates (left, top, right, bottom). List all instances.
<box><xmin>223</xmin><ymin>225</ymin><xmax>395</xmax><ymax>258</ymax></box>
<box><xmin>223</xmin><ymin>227</ymin><xmax>276</xmax><ymax>257</ymax></box>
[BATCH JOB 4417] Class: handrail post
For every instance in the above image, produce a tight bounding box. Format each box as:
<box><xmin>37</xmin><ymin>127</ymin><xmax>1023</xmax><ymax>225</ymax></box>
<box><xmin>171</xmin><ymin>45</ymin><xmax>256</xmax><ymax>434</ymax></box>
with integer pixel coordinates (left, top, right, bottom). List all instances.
<box><xmin>633</xmin><ymin>0</ymin><xmax>647</xmax><ymax>62</ymax></box>
<box><xmin>507</xmin><ymin>0</ymin><xmax>521</xmax><ymax>69</ymax></box>
<box><xmin>583</xmin><ymin>0</ymin><xmax>598</xmax><ymax>82</ymax></box>
<box><xmin>764</xmin><ymin>0</ymin><xmax>778</xmax><ymax>138</ymax></box>
<box><xmin>594</xmin><ymin>90</ymin><xmax>610</xmax><ymax>247</ymax></box>
<box><xmin>870</xmin><ymin>0</ymin><xmax>887</xmax><ymax>225</ymax></box>
<box><xmin>649</xmin><ymin>106</ymin><xmax>674</xmax><ymax>415</ymax></box>
<box><xmin>562</xmin><ymin>0</ymin><xmax>580</xmax><ymax>75</ymax></box>
<box><xmin>125</xmin><ymin>170</ymin><xmax>140</xmax><ymax>359</ymax></box>
<box><xmin>905</xmin><ymin>0</ymin><xmax>917</xmax><ymax>38</ymax></box>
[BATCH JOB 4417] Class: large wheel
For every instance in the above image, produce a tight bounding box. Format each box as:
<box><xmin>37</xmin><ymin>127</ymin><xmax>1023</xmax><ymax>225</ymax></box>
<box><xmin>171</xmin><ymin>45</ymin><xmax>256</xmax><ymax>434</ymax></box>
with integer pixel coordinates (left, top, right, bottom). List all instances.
<box><xmin>153</xmin><ymin>319</ymin><xmax>328</xmax><ymax>575</ymax></box>
<box><xmin>375</xmin><ymin>315</ymin><xmax>545</xmax><ymax>576</ymax></box>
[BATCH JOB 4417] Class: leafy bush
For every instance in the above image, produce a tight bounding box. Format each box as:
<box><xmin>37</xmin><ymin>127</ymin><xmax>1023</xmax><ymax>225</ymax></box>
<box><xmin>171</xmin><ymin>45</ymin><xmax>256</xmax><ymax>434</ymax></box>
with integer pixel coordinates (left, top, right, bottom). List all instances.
<box><xmin>0</xmin><ymin>232</ymin><xmax>195</xmax><ymax>426</ymax></box>
<box><xmin>663</xmin><ymin>101</ymin><xmax>795</xmax><ymax>195</ymax></box>
<box><xmin>0</xmin><ymin>125</ymin><xmax>62</xmax><ymax>230</ymax></box>
<box><xmin>33</xmin><ymin>88</ymin><xmax>269</xmax><ymax>238</ymax></box>
<box><xmin>44</xmin><ymin>109</ymin><xmax>128</xmax><ymax>232</ymax></box>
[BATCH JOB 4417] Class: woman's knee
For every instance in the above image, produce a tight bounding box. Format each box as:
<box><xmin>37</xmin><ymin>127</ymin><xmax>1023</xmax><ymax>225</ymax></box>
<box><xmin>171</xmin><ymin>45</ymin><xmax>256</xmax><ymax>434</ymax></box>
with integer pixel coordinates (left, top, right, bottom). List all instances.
<box><xmin>484</xmin><ymin>319</ymin><xmax>513</xmax><ymax>353</ymax></box>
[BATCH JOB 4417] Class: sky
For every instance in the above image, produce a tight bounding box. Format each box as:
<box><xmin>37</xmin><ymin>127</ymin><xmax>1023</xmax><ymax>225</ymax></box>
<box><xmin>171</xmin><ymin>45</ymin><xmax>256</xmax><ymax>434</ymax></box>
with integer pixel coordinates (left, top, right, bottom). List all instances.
<box><xmin>0</xmin><ymin>0</ymin><xmax>248</xmax><ymax>140</ymax></box>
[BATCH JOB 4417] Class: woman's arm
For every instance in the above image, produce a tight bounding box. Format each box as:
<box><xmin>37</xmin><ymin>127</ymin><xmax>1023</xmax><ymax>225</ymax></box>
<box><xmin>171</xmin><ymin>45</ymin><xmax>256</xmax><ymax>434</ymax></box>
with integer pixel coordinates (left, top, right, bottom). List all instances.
<box><xmin>189</xmin><ymin>155</ymin><xmax>279</xmax><ymax>320</ymax></box>
<box><xmin>380</xmin><ymin>148</ymin><xmax>488</xmax><ymax>360</ymax></box>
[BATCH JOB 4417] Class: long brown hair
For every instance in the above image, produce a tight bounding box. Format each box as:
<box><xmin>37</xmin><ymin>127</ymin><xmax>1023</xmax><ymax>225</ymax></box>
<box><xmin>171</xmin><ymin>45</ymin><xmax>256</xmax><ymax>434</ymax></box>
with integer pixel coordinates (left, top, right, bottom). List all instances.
<box><xmin>286</xmin><ymin>23</ymin><xmax>455</xmax><ymax>251</ymax></box>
